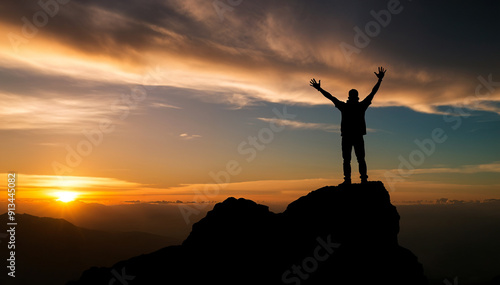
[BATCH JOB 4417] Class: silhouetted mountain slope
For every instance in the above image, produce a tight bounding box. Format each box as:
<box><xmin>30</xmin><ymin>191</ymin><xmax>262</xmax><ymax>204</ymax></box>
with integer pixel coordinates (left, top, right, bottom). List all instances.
<box><xmin>0</xmin><ymin>214</ymin><xmax>177</xmax><ymax>285</ymax></box>
<box><xmin>68</xmin><ymin>181</ymin><xmax>428</xmax><ymax>285</ymax></box>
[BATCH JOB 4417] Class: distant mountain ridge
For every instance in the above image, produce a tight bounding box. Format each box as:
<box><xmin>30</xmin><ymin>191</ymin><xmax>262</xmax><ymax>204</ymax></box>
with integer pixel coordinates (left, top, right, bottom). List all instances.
<box><xmin>69</xmin><ymin>181</ymin><xmax>429</xmax><ymax>284</ymax></box>
<box><xmin>0</xmin><ymin>213</ymin><xmax>177</xmax><ymax>285</ymax></box>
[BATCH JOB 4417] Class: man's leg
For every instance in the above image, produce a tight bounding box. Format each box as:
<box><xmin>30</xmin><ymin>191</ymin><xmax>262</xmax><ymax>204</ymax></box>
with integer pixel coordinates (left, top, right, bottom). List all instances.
<box><xmin>341</xmin><ymin>136</ymin><xmax>352</xmax><ymax>183</ymax></box>
<box><xmin>354</xmin><ymin>136</ymin><xmax>368</xmax><ymax>182</ymax></box>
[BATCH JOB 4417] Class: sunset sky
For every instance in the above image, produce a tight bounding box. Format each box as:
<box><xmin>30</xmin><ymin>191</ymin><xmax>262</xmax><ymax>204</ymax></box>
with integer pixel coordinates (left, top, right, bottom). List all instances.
<box><xmin>1</xmin><ymin>0</ymin><xmax>500</xmax><ymax>206</ymax></box>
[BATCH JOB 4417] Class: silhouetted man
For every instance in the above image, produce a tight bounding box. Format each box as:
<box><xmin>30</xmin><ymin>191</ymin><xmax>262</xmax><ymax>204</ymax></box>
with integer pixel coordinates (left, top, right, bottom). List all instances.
<box><xmin>310</xmin><ymin>67</ymin><xmax>386</xmax><ymax>184</ymax></box>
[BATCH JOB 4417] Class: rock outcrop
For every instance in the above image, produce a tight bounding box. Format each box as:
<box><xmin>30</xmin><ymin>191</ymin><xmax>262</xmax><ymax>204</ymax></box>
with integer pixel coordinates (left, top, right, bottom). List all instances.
<box><xmin>68</xmin><ymin>181</ymin><xmax>428</xmax><ymax>285</ymax></box>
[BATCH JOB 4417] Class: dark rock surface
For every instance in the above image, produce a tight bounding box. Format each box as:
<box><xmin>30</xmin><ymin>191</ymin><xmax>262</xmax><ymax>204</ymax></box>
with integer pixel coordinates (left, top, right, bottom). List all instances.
<box><xmin>68</xmin><ymin>181</ymin><xmax>428</xmax><ymax>285</ymax></box>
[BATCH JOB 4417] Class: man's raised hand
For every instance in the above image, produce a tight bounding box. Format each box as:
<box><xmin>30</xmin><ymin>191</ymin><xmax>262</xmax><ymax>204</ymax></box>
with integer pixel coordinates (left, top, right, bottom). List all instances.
<box><xmin>310</xmin><ymin>78</ymin><xmax>321</xmax><ymax>90</ymax></box>
<box><xmin>374</xmin><ymin>66</ymin><xmax>386</xmax><ymax>80</ymax></box>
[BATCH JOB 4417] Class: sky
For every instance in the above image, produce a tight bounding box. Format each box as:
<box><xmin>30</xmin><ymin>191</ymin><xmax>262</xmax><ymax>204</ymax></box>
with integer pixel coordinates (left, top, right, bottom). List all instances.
<box><xmin>1</xmin><ymin>0</ymin><xmax>500</xmax><ymax>206</ymax></box>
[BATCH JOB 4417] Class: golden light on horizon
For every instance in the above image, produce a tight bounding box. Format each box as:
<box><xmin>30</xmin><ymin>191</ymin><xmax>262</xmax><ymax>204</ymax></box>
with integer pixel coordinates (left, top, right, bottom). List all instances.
<box><xmin>54</xmin><ymin>191</ymin><xmax>79</xmax><ymax>203</ymax></box>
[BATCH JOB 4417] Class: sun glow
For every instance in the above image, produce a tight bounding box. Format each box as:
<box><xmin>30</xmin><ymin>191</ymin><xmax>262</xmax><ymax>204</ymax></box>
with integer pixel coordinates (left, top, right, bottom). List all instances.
<box><xmin>54</xmin><ymin>191</ymin><xmax>79</xmax><ymax>203</ymax></box>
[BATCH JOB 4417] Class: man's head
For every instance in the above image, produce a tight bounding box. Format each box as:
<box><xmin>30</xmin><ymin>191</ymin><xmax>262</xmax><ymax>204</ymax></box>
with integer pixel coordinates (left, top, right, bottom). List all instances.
<box><xmin>348</xmin><ymin>89</ymin><xmax>359</xmax><ymax>102</ymax></box>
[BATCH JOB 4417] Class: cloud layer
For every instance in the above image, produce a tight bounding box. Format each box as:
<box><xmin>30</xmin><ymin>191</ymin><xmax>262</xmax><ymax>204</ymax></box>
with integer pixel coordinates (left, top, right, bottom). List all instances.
<box><xmin>1</xmin><ymin>0</ymin><xmax>500</xmax><ymax>129</ymax></box>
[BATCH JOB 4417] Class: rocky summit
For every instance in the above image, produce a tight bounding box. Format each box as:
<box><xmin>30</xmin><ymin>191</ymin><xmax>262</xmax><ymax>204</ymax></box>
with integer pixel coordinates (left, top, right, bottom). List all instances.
<box><xmin>68</xmin><ymin>181</ymin><xmax>428</xmax><ymax>285</ymax></box>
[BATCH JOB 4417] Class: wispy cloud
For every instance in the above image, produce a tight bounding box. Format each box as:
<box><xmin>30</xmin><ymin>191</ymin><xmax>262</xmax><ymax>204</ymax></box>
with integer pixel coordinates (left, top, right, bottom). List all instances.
<box><xmin>179</xmin><ymin>133</ymin><xmax>201</xmax><ymax>140</ymax></box>
<box><xmin>411</xmin><ymin>162</ymin><xmax>500</xmax><ymax>175</ymax></box>
<box><xmin>470</xmin><ymin>101</ymin><xmax>500</xmax><ymax>115</ymax></box>
<box><xmin>257</xmin><ymin>118</ymin><xmax>377</xmax><ymax>133</ymax></box>
<box><xmin>150</xmin><ymin>102</ymin><xmax>182</xmax><ymax>109</ymax></box>
<box><xmin>220</xmin><ymin>93</ymin><xmax>259</xmax><ymax>109</ymax></box>
<box><xmin>0</xmin><ymin>92</ymin><xmax>115</xmax><ymax>133</ymax></box>
<box><xmin>1</xmin><ymin>0</ymin><xmax>499</xmax><ymax>117</ymax></box>
<box><xmin>375</xmin><ymin>162</ymin><xmax>500</xmax><ymax>178</ymax></box>
<box><xmin>0</xmin><ymin>173</ymin><xmax>144</xmax><ymax>195</ymax></box>
<box><xmin>258</xmin><ymin>118</ymin><xmax>340</xmax><ymax>132</ymax></box>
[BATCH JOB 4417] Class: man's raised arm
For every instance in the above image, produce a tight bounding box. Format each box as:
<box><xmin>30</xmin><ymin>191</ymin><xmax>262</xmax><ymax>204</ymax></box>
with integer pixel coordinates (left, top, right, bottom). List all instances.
<box><xmin>310</xmin><ymin>78</ymin><xmax>341</xmax><ymax>106</ymax></box>
<box><xmin>363</xmin><ymin>66</ymin><xmax>387</xmax><ymax>103</ymax></box>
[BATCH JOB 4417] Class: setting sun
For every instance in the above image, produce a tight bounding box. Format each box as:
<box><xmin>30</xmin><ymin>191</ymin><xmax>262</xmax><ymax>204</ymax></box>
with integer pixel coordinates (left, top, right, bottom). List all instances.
<box><xmin>54</xmin><ymin>191</ymin><xmax>79</xmax><ymax>203</ymax></box>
